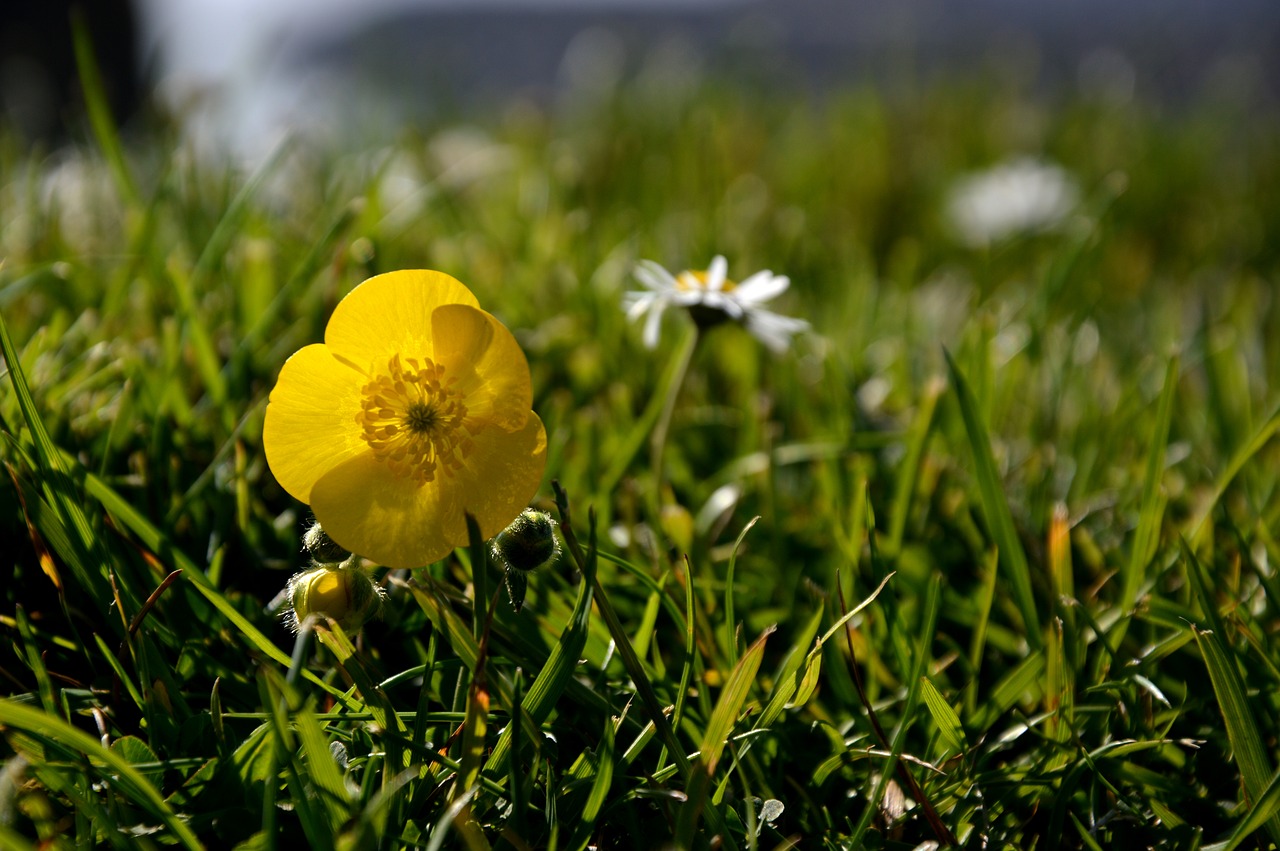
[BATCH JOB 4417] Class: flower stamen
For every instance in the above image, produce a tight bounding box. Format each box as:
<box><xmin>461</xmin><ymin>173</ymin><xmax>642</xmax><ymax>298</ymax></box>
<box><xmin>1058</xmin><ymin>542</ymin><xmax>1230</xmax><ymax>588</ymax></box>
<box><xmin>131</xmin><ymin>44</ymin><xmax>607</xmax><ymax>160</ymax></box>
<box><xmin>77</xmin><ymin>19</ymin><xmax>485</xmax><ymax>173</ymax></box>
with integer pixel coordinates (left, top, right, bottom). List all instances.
<box><xmin>356</xmin><ymin>354</ymin><xmax>476</xmax><ymax>484</ymax></box>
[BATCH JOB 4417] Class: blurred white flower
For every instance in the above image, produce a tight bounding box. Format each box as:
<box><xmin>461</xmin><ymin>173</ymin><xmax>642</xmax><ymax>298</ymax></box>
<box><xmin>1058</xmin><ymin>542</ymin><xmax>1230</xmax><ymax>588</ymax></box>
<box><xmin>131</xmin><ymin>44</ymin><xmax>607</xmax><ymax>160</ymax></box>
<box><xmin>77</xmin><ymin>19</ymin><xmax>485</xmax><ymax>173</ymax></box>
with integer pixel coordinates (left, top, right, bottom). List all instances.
<box><xmin>430</xmin><ymin>126</ymin><xmax>514</xmax><ymax>190</ymax></box>
<box><xmin>945</xmin><ymin>158</ymin><xmax>1080</xmax><ymax>247</ymax></box>
<box><xmin>39</xmin><ymin>152</ymin><xmax>121</xmax><ymax>251</ymax></box>
<box><xmin>623</xmin><ymin>255</ymin><xmax>809</xmax><ymax>353</ymax></box>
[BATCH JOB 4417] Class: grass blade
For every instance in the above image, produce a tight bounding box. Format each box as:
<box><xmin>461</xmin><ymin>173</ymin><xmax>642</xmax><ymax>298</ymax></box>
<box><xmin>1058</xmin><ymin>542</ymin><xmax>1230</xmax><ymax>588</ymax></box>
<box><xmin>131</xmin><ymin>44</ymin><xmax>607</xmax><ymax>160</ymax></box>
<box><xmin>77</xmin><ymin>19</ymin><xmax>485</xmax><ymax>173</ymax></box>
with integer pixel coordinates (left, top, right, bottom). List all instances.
<box><xmin>723</xmin><ymin>516</ymin><xmax>759</xmax><ymax>665</ymax></box>
<box><xmin>1122</xmin><ymin>356</ymin><xmax>1178</xmax><ymax>612</ymax></box>
<box><xmin>1189</xmin><ymin>403</ymin><xmax>1280</xmax><ymax>551</ymax></box>
<box><xmin>887</xmin><ymin>375</ymin><xmax>945</xmax><ymax>555</ymax></box>
<box><xmin>920</xmin><ymin>675</ymin><xmax>967</xmax><ymax>755</ymax></box>
<box><xmin>294</xmin><ymin>702</ymin><xmax>352</xmax><ymax>834</ymax></box>
<box><xmin>566</xmin><ymin>712</ymin><xmax>619</xmax><ymax>851</ymax></box>
<box><xmin>70</xmin><ymin>12</ymin><xmax>139</xmax><ymax>207</ymax></box>
<box><xmin>1204</xmin><ymin>765</ymin><xmax>1280</xmax><ymax>851</ymax></box>
<box><xmin>676</xmin><ymin>626</ymin><xmax>772</xmax><ymax>846</ymax></box>
<box><xmin>944</xmin><ymin>348</ymin><xmax>1042</xmax><ymax>648</ymax></box>
<box><xmin>1191</xmin><ymin>620</ymin><xmax>1280</xmax><ymax>844</ymax></box>
<box><xmin>0</xmin><ymin>309</ymin><xmax>107</xmax><ymax>602</ymax></box>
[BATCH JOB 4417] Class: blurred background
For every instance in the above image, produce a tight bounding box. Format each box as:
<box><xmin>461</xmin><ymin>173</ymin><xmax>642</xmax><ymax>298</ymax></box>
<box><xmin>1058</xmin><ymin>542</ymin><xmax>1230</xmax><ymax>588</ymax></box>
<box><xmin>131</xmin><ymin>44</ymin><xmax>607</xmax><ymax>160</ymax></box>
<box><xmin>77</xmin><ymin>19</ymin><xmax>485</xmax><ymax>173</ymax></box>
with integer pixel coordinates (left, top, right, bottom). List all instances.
<box><xmin>4</xmin><ymin>0</ymin><xmax>1278</xmax><ymax>159</ymax></box>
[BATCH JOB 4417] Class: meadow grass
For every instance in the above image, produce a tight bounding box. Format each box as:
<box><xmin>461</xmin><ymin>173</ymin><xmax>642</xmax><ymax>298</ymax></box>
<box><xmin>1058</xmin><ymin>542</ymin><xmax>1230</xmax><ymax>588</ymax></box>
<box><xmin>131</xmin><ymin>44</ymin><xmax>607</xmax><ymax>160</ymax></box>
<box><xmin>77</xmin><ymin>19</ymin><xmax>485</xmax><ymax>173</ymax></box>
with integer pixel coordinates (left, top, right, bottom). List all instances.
<box><xmin>1</xmin><ymin>69</ymin><xmax>1279</xmax><ymax>849</ymax></box>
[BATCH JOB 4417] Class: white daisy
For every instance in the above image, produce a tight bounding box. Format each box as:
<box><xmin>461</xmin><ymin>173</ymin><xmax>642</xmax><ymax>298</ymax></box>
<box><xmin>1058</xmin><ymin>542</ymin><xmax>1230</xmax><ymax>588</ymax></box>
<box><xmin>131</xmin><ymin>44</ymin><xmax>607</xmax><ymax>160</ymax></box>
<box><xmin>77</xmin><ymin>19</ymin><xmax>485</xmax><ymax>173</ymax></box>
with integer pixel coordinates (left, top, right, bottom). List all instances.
<box><xmin>945</xmin><ymin>157</ymin><xmax>1080</xmax><ymax>247</ymax></box>
<box><xmin>623</xmin><ymin>255</ymin><xmax>809</xmax><ymax>353</ymax></box>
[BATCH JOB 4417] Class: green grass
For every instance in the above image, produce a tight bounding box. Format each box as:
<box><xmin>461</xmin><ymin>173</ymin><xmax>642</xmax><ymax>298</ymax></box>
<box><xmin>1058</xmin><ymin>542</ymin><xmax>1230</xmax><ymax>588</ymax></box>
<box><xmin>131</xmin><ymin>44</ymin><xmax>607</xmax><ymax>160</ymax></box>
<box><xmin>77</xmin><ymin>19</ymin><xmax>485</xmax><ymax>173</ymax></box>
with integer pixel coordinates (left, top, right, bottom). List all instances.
<box><xmin>2</xmin><ymin>69</ymin><xmax>1280</xmax><ymax>849</ymax></box>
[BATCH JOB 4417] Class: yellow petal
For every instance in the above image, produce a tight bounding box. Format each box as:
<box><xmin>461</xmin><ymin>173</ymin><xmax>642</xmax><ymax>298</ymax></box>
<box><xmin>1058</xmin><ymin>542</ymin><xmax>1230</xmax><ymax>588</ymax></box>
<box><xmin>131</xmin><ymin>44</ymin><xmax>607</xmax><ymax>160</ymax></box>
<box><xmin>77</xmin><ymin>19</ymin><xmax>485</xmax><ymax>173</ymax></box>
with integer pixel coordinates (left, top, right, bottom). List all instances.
<box><xmin>457</xmin><ymin>411</ymin><xmax>547</xmax><ymax>536</ymax></box>
<box><xmin>431</xmin><ymin>303</ymin><xmax>532</xmax><ymax>433</ymax></box>
<box><xmin>310</xmin><ymin>413</ymin><xmax>547</xmax><ymax>568</ymax></box>
<box><xmin>264</xmin><ymin>344</ymin><xmax>369</xmax><ymax>503</ymax></box>
<box><xmin>324</xmin><ymin>270</ymin><xmax>480</xmax><ymax>373</ymax></box>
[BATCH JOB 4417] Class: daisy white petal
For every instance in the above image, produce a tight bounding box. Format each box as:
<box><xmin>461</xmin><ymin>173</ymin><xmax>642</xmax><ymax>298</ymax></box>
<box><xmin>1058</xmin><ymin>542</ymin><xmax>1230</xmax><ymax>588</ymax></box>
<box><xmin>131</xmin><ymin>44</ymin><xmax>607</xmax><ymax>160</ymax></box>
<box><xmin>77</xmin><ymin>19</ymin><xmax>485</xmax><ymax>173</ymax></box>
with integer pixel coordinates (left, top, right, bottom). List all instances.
<box><xmin>634</xmin><ymin>260</ymin><xmax>680</xmax><ymax>292</ymax></box>
<box><xmin>733</xmin><ymin>271</ymin><xmax>789</xmax><ymax>304</ymax></box>
<box><xmin>705</xmin><ymin>255</ymin><xmax>729</xmax><ymax>291</ymax></box>
<box><xmin>642</xmin><ymin>297</ymin><xmax>668</xmax><ymax>348</ymax></box>
<box><xmin>745</xmin><ymin>309</ymin><xmax>810</xmax><ymax>353</ymax></box>
<box><xmin>623</xmin><ymin>292</ymin><xmax>655</xmax><ymax>321</ymax></box>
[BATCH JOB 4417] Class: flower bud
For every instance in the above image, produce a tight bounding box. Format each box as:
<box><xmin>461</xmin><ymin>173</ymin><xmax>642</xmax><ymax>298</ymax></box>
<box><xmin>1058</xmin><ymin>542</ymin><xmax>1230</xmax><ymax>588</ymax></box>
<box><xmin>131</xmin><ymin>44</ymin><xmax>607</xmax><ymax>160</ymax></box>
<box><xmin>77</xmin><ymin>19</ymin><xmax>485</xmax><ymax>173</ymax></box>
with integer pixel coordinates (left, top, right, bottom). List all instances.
<box><xmin>284</xmin><ymin>564</ymin><xmax>382</xmax><ymax>633</ymax></box>
<box><xmin>503</xmin><ymin>566</ymin><xmax>529</xmax><ymax>613</ymax></box>
<box><xmin>491</xmin><ymin>509</ymin><xmax>559</xmax><ymax>573</ymax></box>
<box><xmin>303</xmin><ymin>520</ymin><xmax>352</xmax><ymax>564</ymax></box>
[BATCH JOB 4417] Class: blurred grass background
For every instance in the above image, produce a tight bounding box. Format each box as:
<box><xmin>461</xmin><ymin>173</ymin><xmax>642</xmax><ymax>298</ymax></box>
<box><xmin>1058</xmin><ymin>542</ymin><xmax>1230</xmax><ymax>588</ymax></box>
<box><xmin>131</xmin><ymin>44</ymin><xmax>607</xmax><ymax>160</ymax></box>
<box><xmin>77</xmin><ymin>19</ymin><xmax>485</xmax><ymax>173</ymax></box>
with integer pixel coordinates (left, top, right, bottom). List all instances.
<box><xmin>2</xmin><ymin>32</ymin><xmax>1280</xmax><ymax>848</ymax></box>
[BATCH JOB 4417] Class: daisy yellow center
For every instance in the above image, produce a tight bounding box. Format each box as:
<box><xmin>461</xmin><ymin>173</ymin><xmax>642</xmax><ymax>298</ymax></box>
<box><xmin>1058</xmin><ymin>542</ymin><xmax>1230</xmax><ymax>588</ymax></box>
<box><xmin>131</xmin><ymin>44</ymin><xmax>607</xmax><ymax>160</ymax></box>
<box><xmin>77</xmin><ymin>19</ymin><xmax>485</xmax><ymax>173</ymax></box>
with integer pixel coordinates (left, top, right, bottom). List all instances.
<box><xmin>678</xmin><ymin>270</ymin><xmax>737</xmax><ymax>292</ymax></box>
<box><xmin>355</xmin><ymin>354</ymin><xmax>475</xmax><ymax>485</ymax></box>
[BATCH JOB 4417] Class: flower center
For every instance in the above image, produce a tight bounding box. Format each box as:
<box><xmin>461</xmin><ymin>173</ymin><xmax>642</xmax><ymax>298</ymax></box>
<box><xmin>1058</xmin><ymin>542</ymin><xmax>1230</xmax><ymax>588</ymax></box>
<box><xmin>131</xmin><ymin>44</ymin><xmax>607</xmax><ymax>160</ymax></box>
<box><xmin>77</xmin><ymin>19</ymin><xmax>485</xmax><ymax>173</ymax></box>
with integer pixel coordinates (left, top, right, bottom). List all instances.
<box><xmin>356</xmin><ymin>354</ymin><xmax>476</xmax><ymax>484</ymax></box>
<box><xmin>678</xmin><ymin>270</ymin><xmax>737</xmax><ymax>292</ymax></box>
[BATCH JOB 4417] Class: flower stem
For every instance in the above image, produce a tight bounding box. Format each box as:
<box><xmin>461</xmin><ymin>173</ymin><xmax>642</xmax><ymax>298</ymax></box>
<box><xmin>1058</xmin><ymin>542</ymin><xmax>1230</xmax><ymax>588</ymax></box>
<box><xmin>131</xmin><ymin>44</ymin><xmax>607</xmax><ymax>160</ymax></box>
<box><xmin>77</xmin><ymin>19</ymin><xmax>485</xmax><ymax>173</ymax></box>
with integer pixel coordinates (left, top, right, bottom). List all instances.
<box><xmin>648</xmin><ymin>326</ymin><xmax>698</xmax><ymax>519</ymax></box>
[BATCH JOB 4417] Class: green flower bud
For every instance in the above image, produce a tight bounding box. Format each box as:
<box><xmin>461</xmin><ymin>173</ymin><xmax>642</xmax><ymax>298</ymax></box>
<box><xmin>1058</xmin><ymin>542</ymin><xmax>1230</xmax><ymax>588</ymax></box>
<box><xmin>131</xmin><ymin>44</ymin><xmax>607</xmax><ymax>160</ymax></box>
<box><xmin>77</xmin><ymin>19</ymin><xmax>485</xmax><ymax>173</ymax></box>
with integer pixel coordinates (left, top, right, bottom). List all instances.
<box><xmin>284</xmin><ymin>564</ymin><xmax>382</xmax><ymax>633</ymax></box>
<box><xmin>303</xmin><ymin>520</ymin><xmax>352</xmax><ymax>564</ymax></box>
<box><xmin>503</xmin><ymin>566</ymin><xmax>529</xmax><ymax>613</ymax></box>
<box><xmin>491</xmin><ymin>509</ymin><xmax>560</xmax><ymax>573</ymax></box>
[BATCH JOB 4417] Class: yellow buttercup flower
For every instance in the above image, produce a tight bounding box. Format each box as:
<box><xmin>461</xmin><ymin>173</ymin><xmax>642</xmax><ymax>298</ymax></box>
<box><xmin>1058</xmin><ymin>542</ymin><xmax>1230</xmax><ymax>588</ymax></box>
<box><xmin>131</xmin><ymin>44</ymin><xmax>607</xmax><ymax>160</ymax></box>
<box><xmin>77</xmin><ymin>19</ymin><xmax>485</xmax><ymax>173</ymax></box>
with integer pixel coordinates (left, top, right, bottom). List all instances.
<box><xmin>264</xmin><ymin>270</ymin><xmax>547</xmax><ymax>568</ymax></box>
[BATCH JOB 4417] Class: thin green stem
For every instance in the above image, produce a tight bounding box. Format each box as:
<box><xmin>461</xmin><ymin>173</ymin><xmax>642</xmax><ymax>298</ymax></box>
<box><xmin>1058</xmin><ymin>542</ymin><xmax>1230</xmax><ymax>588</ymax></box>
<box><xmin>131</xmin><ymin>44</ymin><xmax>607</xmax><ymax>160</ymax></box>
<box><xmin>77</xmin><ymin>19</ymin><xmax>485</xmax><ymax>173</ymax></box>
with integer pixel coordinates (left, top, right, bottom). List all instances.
<box><xmin>648</xmin><ymin>326</ymin><xmax>699</xmax><ymax>514</ymax></box>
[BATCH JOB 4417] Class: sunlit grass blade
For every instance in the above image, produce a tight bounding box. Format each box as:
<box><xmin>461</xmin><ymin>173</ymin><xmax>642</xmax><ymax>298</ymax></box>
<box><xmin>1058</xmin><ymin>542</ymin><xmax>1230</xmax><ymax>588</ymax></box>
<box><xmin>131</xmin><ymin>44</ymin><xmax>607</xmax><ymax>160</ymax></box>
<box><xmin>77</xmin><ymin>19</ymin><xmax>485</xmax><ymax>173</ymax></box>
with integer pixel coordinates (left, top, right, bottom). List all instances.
<box><xmin>0</xmin><ymin>698</ymin><xmax>202</xmax><ymax>850</ymax></box>
<box><xmin>1047</xmin><ymin>502</ymin><xmax>1074</xmax><ymax>626</ymax></box>
<box><xmin>676</xmin><ymin>626</ymin><xmax>771</xmax><ymax>847</ymax></box>
<box><xmin>1187</xmin><ymin>550</ymin><xmax>1280</xmax><ymax>844</ymax></box>
<box><xmin>174</xmin><ymin>144</ymin><xmax>290</xmax><ymax>433</ymax></box>
<box><xmin>411</xmin><ymin>580</ymin><xmax>483</xmax><ymax>672</ymax></box>
<box><xmin>944</xmin><ymin>348</ymin><xmax>1042</xmax><ymax>648</ymax></box>
<box><xmin>756</xmin><ymin>606</ymin><xmax>824</xmax><ymax>729</ymax></box>
<box><xmin>1045</xmin><ymin>617</ymin><xmax>1073</xmax><ymax>755</ymax></box>
<box><xmin>702</xmin><ymin>627</ymin><xmax>772</xmax><ymax>774</ymax></box>
<box><xmin>315</xmin><ymin>620</ymin><xmax>409</xmax><ymax>771</ymax></box>
<box><xmin>1118</xmin><ymin>356</ymin><xmax>1178</xmax><ymax>635</ymax></box>
<box><xmin>920</xmin><ymin>675</ymin><xmax>967</xmax><ymax>756</ymax></box>
<box><xmin>457</xmin><ymin>656</ymin><xmax>490</xmax><ymax>799</ymax></box>
<box><xmin>0</xmin><ymin>309</ymin><xmax>107</xmax><ymax>602</ymax></box>
<box><xmin>723</xmin><ymin>516</ymin><xmax>759</xmax><ymax>665</ymax></box>
<box><xmin>262</xmin><ymin>673</ymin><xmax>332</xmax><ymax>851</ymax></box>
<box><xmin>294</xmin><ymin>701</ymin><xmax>352</xmax><ymax>834</ymax></box>
<box><xmin>424</xmin><ymin>786</ymin><xmax>488</xmax><ymax>851</ymax></box>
